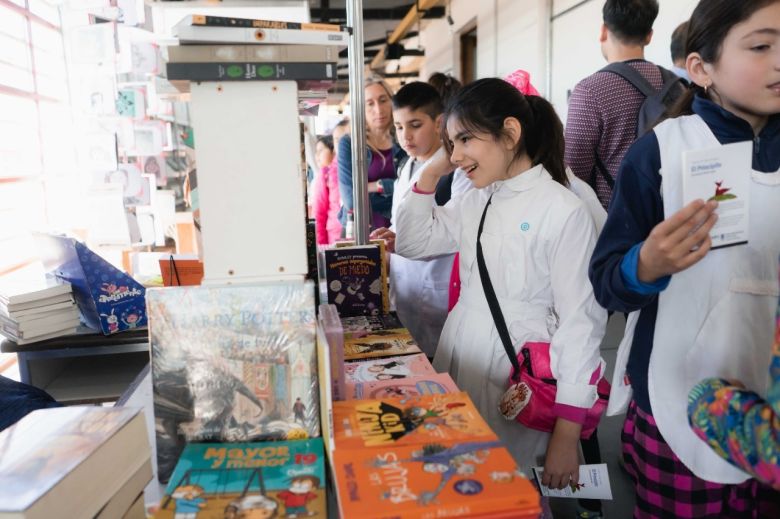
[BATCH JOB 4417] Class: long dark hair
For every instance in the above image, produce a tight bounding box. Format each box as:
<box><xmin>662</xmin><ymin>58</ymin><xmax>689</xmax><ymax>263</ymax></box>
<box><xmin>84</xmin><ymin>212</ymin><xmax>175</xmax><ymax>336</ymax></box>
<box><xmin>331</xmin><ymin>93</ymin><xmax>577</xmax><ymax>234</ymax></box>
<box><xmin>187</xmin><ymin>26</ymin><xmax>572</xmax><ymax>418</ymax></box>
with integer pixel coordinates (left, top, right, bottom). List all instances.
<box><xmin>668</xmin><ymin>0</ymin><xmax>778</xmax><ymax>117</ymax></box>
<box><xmin>442</xmin><ymin>78</ymin><xmax>567</xmax><ymax>186</ymax></box>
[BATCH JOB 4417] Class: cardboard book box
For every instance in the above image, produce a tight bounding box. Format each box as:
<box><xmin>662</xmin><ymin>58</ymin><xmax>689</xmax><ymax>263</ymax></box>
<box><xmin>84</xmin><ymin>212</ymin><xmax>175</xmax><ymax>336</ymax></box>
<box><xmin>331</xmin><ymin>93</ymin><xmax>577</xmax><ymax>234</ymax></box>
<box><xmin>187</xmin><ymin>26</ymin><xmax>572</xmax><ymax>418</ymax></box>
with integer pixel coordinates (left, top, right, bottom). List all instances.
<box><xmin>35</xmin><ymin>234</ymin><xmax>147</xmax><ymax>335</ymax></box>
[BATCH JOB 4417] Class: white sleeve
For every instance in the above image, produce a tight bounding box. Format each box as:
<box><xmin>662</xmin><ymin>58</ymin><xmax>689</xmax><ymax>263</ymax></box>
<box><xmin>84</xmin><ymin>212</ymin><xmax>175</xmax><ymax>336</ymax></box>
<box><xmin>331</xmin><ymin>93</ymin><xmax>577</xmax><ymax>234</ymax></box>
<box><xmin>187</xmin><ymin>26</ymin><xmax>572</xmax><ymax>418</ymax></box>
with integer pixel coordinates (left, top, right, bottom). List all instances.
<box><xmin>394</xmin><ymin>188</ymin><xmax>463</xmax><ymax>260</ymax></box>
<box><xmin>547</xmin><ymin>203</ymin><xmax>608</xmax><ymax>409</ymax></box>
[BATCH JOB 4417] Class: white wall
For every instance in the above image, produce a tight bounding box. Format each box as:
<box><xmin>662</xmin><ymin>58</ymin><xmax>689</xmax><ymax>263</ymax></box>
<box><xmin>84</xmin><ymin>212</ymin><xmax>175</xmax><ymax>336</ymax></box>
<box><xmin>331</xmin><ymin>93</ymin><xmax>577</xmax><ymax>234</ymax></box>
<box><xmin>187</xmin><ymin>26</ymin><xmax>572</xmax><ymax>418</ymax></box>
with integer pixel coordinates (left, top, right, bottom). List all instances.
<box><xmin>417</xmin><ymin>0</ymin><xmax>699</xmax><ymax>124</ymax></box>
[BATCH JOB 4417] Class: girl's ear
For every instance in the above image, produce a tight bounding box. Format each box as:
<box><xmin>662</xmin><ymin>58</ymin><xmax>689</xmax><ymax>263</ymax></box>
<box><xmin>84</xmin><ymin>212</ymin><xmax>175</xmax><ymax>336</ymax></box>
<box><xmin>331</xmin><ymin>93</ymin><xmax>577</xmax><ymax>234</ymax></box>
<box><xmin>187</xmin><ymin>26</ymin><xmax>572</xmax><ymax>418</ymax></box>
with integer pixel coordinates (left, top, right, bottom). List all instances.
<box><xmin>686</xmin><ymin>52</ymin><xmax>712</xmax><ymax>90</ymax></box>
<box><xmin>502</xmin><ymin>117</ymin><xmax>522</xmax><ymax>150</ymax></box>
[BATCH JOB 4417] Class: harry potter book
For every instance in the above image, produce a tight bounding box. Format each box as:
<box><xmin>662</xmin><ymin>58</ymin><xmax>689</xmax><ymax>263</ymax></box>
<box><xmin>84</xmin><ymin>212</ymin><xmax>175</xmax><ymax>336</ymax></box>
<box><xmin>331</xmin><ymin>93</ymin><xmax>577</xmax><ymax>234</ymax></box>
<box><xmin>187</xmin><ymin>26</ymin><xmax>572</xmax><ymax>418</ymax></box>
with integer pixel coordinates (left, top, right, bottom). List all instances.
<box><xmin>157</xmin><ymin>439</ymin><xmax>326</xmax><ymax>518</ymax></box>
<box><xmin>147</xmin><ymin>281</ymin><xmax>319</xmax><ymax>483</ymax></box>
<box><xmin>332</xmin><ymin>440</ymin><xmax>541</xmax><ymax>518</ymax></box>
<box><xmin>333</xmin><ymin>392</ymin><xmax>496</xmax><ymax>450</ymax></box>
<box><xmin>345</xmin><ymin>353</ymin><xmax>435</xmax><ymax>384</ymax></box>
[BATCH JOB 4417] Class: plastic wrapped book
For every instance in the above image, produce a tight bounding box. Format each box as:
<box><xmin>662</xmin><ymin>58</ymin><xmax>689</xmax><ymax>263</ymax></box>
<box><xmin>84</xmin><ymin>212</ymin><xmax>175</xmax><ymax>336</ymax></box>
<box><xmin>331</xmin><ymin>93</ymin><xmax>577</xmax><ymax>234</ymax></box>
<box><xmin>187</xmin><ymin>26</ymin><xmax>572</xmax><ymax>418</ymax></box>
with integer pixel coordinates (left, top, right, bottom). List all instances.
<box><xmin>147</xmin><ymin>280</ymin><xmax>319</xmax><ymax>482</ymax></box>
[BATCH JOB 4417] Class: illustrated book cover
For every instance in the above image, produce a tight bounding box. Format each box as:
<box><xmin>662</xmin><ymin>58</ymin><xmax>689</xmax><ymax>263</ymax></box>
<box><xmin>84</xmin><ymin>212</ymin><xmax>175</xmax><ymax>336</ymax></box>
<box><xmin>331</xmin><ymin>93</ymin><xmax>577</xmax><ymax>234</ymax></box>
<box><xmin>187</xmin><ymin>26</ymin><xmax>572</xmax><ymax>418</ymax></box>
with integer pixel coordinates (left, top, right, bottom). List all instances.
<box><xmin>345</xmin><ymin>373</ymin><xmax>459</xmax><ymax>400</ymax></box>
<box><xmin>333</xmin><ymin>391</ymin><xmax>496</xmax><ymax>450</ymax></box>
<box><xmin>344</xmin><ymin>354</ymin><xmax>435</xmax><ymax>384</ymax></box>
<box><xmin>156</xmin><ymin>439</ymin><xmax>326</xmax><ymax>518</ymax></box>
<box><xmin>333</xmin><ymin>440</ymin><xmax>541</xmax><ymax>518</ymax></box>
<box><xmin>324</xmin><ymin>245</ymin><xmax>383</xmax><ymax>317</ymax></box>
<box><xmin>147</xmin><ymin>281</ymin><xmax>319</xmax><ymax>483</ymax></box>
<box><xmin>343</xmin><ymin>331</ymin><xmax>421</xmax><ymax>360</ymax></box>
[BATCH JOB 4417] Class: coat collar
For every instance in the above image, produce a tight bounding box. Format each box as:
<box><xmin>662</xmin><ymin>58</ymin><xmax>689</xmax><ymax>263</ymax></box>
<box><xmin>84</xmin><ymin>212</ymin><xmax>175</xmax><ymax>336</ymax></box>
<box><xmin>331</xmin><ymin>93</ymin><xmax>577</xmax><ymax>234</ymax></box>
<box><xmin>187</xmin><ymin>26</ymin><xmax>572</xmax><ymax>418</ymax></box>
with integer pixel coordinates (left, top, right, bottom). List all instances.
<box><xmin>693</xmin><ymin>95</ymin><xmax>780</xmax><ymax>144</ymax></box>
<box><xmin>491</xmin><ymin>163</ymin><xmax>548</xmax><ymax>194</ymax></box>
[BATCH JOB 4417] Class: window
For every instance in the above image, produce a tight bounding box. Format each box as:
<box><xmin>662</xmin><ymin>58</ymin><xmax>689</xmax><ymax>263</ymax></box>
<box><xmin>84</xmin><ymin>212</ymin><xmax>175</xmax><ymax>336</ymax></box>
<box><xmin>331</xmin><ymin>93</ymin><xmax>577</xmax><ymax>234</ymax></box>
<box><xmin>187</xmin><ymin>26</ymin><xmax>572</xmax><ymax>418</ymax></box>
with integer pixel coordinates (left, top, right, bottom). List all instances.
<box><xmin>0</xmin><ymin>0</ymin><xmax>73</xmax><ymax>276</ymax></box>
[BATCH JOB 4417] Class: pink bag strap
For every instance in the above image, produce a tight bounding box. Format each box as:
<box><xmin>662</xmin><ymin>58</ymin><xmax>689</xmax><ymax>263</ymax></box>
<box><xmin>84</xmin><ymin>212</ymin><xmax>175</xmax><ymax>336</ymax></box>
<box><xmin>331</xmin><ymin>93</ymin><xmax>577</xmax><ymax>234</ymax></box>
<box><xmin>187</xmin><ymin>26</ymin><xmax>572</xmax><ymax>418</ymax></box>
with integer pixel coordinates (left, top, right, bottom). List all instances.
<box><xmin>476</xmin><ymin>194</ymin><xmax>523</xmax><ymax>382</ymax></box>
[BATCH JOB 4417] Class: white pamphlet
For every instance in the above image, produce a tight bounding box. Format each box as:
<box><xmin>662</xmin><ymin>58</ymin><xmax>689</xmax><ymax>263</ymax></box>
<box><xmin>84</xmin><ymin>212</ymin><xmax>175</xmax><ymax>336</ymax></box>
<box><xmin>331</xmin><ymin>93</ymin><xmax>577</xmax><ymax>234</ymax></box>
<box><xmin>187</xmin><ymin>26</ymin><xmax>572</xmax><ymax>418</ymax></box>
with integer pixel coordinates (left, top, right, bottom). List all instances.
<box><xmin>532</xmin><ymin>463</ymin><xmax>613</xmax><ymax>500</ymax></box>
<box><xmin>682</xmin><ymin>141</ymin><xmax>751</xmax><ymax>249</ymax></box>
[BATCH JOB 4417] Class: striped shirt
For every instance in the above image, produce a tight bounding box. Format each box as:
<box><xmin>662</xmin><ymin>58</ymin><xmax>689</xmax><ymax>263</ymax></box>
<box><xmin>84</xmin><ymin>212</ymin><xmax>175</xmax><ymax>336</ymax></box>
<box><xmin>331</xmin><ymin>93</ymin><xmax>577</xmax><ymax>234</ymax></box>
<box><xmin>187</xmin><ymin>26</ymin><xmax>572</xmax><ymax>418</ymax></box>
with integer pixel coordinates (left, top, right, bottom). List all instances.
<box><xmin>564</xmin><ymin>59</ymin><xmax>664</xmax><ymax>208</ymax></box>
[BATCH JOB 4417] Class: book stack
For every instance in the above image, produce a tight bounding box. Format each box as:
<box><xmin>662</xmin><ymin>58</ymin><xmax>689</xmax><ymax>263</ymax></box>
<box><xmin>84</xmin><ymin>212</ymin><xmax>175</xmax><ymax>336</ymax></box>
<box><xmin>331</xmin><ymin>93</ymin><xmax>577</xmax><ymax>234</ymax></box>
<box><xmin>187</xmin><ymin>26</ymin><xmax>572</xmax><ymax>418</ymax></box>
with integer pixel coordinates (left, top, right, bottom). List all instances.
<box><xmin>155</xmin><ymin>438</ymin><xmax>327</xmax><ymax>518</ymax></box>
<box><xmin>165</xmin><ymin>14</ymin><xmax>346</xmax><ymax>111</ymax></box>
<box><xmin>0</xmin><ymin>407</ymin><xmax>152</xmax><ymax>519</ymax></box>
<box><xmin>0</xmin><ymin>280</ymin><xmax>80</xmax><ymax>345</ymax></box>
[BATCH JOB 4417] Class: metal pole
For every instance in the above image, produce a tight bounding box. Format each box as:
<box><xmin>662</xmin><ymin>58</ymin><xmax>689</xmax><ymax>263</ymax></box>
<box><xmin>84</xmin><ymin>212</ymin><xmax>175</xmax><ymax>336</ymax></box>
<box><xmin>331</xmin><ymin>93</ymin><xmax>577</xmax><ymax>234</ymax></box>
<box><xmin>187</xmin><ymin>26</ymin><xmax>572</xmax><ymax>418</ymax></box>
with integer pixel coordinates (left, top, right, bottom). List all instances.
<box><xmin>346</xmin><ymin>0</ymin><xmax>369</xmax><ymax>245</ymax></box>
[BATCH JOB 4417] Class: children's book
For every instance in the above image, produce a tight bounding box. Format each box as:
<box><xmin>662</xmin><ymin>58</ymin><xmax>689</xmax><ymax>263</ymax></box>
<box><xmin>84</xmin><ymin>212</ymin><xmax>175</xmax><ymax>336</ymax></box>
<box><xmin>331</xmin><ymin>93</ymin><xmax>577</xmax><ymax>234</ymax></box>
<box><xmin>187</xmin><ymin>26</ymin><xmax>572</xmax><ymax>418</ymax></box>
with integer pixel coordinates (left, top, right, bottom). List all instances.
<box><xmin>147</xmin><ymin>281</ymin><xmax>319</xmax><ymax>483</ymax></box>
<box><xmin>157</xmin><ymin>439</ymin><xmax>326</xmax><ymax>518</ymax></box>
<box><xmin>345</xmin><ymin>354</ymin><xmax>435</xmax><ymax>383</ymax></box>
<box><xmin>680</xmin><ymin>140</ymin><xmax>751</xmax><ymax>249</ymax></box>
<box><xmin>332</xmin><ymin>440</ymin><xmax>541</xmax><ymax>518</ymax></box>
<box><xmin>333</xmin><ymin>392</ymin><xmax>496</xmax><ymax>449</ymax></box>
<box><xmin>346</xmin><ymin>373</ymin><xmax>459</xmax><ymax>400</ymax></box>
<box><xmin>324</xmin><ymin>245</ymin><xmax>383</xmax><ymax>317</ymax></box>
<box><xmin>340</xmin><ymin>312</ymin><xmax>403</xmax><ymax>336</ymax></box>
<box><xmin>335</xmin><ymin>239</ymin><xmax>390</xmax><ymax>313</ymax></box>
<box><xmin>344</xmin><ymin>332</ymin><xmax>422</xmax><ymax>360</ymax></box>
<box><xmin>532</xmin><ymin>463</ymin><xmax>613</xmax><ymax>500</ymax></box>
<box><xmin>318</xmin><ymin>303</ymin><xmax>345</xmax><ymax>401</ymax></box>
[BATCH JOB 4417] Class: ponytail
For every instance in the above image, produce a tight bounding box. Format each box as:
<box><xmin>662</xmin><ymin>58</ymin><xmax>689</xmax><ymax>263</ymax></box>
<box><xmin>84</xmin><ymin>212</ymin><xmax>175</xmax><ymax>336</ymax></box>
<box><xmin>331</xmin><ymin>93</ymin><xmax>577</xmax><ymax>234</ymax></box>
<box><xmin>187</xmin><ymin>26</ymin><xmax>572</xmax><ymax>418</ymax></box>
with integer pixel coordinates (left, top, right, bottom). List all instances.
<box><xmin>442</xmin><ymin>78</ymin><xmax>568</xmax><ymax>187</ymax></box>
<box><xmin>524</xmin><ymin>96</ymin><xmax>567</xmax><ymax>186</ymax></box>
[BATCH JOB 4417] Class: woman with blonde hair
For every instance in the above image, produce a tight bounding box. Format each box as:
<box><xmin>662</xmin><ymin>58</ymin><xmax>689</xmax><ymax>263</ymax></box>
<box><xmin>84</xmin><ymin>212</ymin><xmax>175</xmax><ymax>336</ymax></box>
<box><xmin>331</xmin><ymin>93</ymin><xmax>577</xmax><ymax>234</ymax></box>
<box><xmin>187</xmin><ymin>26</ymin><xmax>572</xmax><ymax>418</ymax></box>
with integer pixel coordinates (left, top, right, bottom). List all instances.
<box><xmin>337</xmin><ymin>78</ymin><xmax>406</xmax><ymax>231</ymax></box>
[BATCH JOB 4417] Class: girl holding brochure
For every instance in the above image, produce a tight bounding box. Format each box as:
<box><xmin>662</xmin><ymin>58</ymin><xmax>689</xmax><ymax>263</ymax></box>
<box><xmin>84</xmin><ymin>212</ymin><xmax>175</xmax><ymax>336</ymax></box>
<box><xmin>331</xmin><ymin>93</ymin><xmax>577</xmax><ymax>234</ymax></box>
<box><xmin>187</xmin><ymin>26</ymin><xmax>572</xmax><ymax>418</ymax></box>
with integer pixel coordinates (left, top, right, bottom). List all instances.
<box><xmin>589</xmin><ymin>0</ymin><xmax>780</xmax><ymax>516</ymax></box>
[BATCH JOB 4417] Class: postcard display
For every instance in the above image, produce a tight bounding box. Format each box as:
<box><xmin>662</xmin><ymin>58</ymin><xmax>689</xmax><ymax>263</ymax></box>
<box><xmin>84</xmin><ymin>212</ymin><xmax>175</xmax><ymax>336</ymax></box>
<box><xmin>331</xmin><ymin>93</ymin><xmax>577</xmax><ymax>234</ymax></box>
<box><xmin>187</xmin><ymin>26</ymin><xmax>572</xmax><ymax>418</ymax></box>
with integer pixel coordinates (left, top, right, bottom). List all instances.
<box><xmin>147</xmin><ymin>281</ymin><xmax>319</xmax><ymax>483</ymax></box>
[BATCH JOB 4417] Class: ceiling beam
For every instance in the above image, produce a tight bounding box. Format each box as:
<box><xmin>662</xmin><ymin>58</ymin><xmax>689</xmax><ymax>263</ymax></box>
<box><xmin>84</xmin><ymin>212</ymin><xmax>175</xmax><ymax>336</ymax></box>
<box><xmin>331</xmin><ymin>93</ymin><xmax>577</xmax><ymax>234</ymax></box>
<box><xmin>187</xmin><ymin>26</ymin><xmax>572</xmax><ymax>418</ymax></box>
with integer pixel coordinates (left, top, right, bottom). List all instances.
<box><xmin>370</xmin><ymin>0</ymin><xmax>442</xmax><ymax>70</ymax></box>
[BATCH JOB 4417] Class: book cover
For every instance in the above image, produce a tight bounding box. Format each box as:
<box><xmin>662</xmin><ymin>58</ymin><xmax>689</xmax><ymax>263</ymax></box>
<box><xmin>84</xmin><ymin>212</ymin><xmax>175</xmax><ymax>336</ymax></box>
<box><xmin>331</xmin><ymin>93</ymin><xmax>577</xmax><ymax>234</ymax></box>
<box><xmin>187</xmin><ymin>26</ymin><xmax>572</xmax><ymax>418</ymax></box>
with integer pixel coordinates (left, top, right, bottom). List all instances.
<box><xmin>346</xmin><ymin>373</ymin><xmax>459</xmax><ymax>400</ymax></box>
<box><xmin>345</xmin><ymin>354</ymin><xmax>435</xmax><ymax>383</ymax></box>
<box><xmin>333</xmin><ymin>392</ymin><xmax>496</xmax><ymax>450</ymax></box>
<box><xmin>344</xmin><ymin>332</ymin><xmax>421</xmax><ymax>360</ymax></box>
<box><xmin>174</xmin><ymin>24</ymin><xmax>348</xmax><ymax>46</ymax></box>
<box><xmin>340</xmin><ymin>313</ymin><xmax>403</xmax><ymax>335</ymax></box>
<box><xmin>183</xmin><ymin>14</ymin><xmax>342</xmax><ymax>32</ymax></box>
<box><xmin>166</xmin><ymin>62</ymin><xmax>337</xmax><ymax>82</ymax></box>
<box><xmin>316</xmin><ymin>322</ymin><xmax>336</xmax><ymax>458</ymax></box>
<box><xmin>325</xmin><ymin>245</ymin><xmax>383</xmax><ymax>317</ymax></box>
<box><xmin>333</xmin><ymin>440</ymin><xmax>541</xmax><ymax>518</ymax></box>
<box><xmin>166</xmin><ymin>43</ymin><xmax>339</xmax><ymax>63</ymax></box>
<box><xmin>156</xmin><ymin>439</ymin><xmax>326</xmax><ymax>518</ymax></box>
<box><xmin>0</xmin><ymin>407</ymin><xmax>149</xmax><ymax>519</ymax></box>
<box><xmin>681</xmin><ymin>140</ymin><xmax>752</xmax><ymax>249</ymax></box>
<box><xmin>147</xmin><ymin>281</ymin><xmax>319</xmax><ymax>483</ymax></box>
<box><xmin>335</xmin><ymin>239</ymin><xmax>390</xmax><ymax>313</ymax></box>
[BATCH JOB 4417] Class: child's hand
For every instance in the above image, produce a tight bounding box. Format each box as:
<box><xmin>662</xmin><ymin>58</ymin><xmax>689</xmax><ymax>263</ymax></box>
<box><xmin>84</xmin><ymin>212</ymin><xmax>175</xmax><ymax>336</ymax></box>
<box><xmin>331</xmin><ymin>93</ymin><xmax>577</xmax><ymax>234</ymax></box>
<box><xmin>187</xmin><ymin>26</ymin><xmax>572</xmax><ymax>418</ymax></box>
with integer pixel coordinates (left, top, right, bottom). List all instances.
<box><xmin>542</xmin><ymin>418</ymin><xmax>582</xmax><ymax>490</ymax></box>
<box><xmin>637</xmin><ymin>199</ymin><xmax>718</xmax><ymax>284</ymax></box>
<box><xmin>369</xmin><ymin>227</ymin><xmax>396</xmax><ymax>253</ymax></box>
<box><xmin>417</xmin><ymin>147</ymin><xmax>455</xmax><ymax>192</ymax></box>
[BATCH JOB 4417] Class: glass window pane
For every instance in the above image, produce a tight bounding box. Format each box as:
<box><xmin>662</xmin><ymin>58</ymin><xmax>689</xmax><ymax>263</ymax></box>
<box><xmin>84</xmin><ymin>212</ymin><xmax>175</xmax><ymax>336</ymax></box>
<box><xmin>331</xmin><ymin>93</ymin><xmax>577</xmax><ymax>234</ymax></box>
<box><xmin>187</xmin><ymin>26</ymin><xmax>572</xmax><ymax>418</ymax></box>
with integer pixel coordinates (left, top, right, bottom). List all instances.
<box><xmin>0</xmin><ymin>62</ymin><xmax>35</xmax><ymax>92</ymax></box>
<box><xmin>30</xmin><ymin>22</ymin><xmax>62</xmax><ymax>56</ymax></box>
<box><xmin>39</xmin><ymin>101</ymin><xmax>76</xmax><ymax>175</ymax></box>
<box><xmin>0</xmin><ymin>5</ymin><xmax>29</xmax><ymax>40</ymax></box>
<box><xmin>29</xmin><ymin>0</ymin><xmax>61</xmax><ymax>27</ymax></box>
<box><xmin>0</xmin><ymin>33</ymin><xmax>31</xmax><ymax>70</ymax></box>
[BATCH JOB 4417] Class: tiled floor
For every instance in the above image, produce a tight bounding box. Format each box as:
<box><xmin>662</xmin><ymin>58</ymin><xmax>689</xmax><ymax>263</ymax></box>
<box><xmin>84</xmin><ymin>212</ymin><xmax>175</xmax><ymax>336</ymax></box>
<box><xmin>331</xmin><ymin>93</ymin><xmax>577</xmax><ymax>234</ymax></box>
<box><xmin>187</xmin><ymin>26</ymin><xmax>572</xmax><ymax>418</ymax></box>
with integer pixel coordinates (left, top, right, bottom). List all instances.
<box><xmin>550</xmin><ymin>313</ymin><xmax>635</xmax><ymax>519</ymax></box>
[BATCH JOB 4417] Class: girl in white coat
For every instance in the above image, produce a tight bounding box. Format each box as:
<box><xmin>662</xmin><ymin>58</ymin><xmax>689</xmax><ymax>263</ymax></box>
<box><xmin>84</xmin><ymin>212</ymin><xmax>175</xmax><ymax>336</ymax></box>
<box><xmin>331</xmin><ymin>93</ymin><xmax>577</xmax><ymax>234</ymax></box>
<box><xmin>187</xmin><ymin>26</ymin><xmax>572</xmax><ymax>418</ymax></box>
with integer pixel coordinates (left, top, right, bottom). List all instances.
<box><xmin>394</xmin><ymin>78</ymin><xmax>608</xmax><ymax>490</ymax></box>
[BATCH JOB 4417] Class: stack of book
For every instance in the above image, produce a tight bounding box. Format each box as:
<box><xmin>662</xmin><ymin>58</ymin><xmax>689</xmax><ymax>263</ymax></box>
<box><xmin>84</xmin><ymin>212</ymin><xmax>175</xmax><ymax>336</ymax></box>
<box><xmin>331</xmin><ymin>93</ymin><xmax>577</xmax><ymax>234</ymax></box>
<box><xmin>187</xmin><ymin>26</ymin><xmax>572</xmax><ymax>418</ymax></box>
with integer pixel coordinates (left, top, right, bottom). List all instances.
<box><xmin>0</xmin><ymin>280</ymin><xmax>80</xmax><ymax>345</ymax></box>
<box><xmin>165</xmin><ymin>14</ymin><xmax>346</xmax><ymax>110</ymax></box>
<box><xmin>0</xmin><ymin>407</ymin><xmax>152</xmax><ymax>519</ymax></box>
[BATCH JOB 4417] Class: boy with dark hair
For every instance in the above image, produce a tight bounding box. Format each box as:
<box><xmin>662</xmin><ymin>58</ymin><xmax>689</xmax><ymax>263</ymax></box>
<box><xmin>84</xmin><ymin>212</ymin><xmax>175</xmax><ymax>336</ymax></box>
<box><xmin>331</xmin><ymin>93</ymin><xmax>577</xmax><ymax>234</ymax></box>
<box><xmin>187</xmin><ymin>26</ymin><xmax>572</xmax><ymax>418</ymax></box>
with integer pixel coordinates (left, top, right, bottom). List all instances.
<box><xmin>565</xmin><ymin>0</ymin><xmax>667</xmax><ymax>209</ymax></box>
<box><xmin>371</xmin><ymin>81</ymin><xmax>471</xmax><ymax>359</ymax></box>
<box><xmin>670</xmin><ymin>21</ymin><xmax>690</xmax><ymax>80</ymax></box>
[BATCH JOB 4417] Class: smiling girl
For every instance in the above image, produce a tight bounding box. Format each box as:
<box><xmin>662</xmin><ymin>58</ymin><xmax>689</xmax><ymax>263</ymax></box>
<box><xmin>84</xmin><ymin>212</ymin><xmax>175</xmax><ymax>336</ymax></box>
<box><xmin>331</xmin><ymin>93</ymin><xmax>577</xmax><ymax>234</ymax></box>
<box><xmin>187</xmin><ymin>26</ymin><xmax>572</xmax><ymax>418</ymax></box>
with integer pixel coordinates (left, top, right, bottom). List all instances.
<box><xmin>394</xmin><ymin>78</ymin><xmax>607</xmax><ymax>492</ymax></box>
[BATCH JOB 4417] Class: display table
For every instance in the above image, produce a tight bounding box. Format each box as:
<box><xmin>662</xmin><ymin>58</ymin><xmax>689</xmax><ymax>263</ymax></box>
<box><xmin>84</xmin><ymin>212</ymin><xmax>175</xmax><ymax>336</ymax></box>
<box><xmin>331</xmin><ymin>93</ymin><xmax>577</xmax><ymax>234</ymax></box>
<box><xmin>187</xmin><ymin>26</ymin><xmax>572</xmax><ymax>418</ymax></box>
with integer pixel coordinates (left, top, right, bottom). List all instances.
<box><xmin>0</xmin><ymin>327</ymin><xmax>149</xmax><ymax>404</ymax></box>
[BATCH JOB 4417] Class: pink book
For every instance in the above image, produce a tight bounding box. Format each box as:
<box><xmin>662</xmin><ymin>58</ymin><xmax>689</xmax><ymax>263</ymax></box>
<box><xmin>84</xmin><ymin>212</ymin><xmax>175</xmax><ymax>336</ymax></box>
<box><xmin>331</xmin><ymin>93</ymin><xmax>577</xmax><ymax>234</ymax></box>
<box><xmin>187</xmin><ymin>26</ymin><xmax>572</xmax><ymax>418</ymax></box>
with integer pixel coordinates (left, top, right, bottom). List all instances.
<box><xmin>345</xmin><ymin>372</ymin><xmax>459</xmax><ymax>400</ymax></box>
<box><xmin>344</xmin><ymin>353</ymin><xmax>435</xmax><ymax>383</ymax></box>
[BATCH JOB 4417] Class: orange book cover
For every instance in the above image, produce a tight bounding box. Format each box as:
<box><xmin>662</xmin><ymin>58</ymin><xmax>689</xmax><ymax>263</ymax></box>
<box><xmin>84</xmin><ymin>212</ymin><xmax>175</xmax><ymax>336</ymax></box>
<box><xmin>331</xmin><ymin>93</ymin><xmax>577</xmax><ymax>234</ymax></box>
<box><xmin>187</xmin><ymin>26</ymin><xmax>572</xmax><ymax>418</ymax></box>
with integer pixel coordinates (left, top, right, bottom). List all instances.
<box><xmin>333</xmin><ymin>440</ymin><xmax>541</xmax><ymax>518</ymax></box>
<box><xmin>333</xmin><ymin>392</ymin><xmax>496</xmax><ymax>450</ymax></box>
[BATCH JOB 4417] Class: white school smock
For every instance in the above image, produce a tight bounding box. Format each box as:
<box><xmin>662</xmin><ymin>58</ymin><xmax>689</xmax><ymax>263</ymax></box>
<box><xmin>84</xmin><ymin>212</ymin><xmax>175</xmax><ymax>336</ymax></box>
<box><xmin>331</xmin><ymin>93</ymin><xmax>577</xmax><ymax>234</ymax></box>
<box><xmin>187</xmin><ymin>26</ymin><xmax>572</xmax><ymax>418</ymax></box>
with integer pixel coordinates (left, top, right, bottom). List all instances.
<box><xmin>389</xmin><ymin>157</ymin><xmax>467</xmax><ymax>357</ymax></box>
<box><xmin>648</xmin><ymin>115</ymin><xmax>779</xmax><ymax>483</ymax></box>
<box><xmin>395</xmin><ymin>164</ymin><xmax>608</xmax><ymax>467</ymax></box>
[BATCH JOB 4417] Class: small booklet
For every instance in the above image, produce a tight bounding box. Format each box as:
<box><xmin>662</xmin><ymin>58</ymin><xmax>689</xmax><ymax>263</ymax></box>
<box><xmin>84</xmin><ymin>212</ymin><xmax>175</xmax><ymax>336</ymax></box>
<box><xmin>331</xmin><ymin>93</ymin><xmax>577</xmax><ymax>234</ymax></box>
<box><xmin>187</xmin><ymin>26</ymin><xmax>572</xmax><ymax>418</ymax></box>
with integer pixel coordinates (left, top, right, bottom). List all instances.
<box><xmin>682</xmin><ymin>141</ymin><xmax>751</xmax><ymax>249</ymax></box>
<box><xmin>531</xmin><ymin>463</ymin><xmax>613</xmax><ymax>500</ymax></box>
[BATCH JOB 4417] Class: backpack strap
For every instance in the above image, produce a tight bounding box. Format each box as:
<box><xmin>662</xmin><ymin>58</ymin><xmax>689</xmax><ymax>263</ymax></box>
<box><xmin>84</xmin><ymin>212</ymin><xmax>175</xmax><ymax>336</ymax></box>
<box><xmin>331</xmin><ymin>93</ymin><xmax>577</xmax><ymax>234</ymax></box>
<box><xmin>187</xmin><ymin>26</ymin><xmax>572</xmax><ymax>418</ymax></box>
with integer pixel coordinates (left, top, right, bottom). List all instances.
<box><xmin>601</xmin><ymin>62</ymin><xmax>656</xmax><ymax>98</ymax></box>
<box><xmin>656</xmin><ymin>66</ymin><xmax>687</xmax><ymax>101</ymax></box>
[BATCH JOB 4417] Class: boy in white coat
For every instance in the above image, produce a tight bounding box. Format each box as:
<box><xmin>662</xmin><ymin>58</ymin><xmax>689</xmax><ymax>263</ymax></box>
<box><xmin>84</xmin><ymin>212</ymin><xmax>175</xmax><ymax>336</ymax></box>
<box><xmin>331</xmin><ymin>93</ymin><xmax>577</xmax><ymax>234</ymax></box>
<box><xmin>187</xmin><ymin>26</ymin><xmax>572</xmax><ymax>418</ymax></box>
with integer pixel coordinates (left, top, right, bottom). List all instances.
<box><xmin>371</xmin><ymin>82</ymin><xmax>471</xmax><ymax>357</ymax></box>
